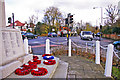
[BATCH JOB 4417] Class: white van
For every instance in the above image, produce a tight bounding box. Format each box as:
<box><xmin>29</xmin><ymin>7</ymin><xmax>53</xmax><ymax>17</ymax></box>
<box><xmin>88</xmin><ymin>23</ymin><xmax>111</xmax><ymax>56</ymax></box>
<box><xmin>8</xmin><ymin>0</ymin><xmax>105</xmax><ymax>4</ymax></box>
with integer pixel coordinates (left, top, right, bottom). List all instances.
<box><xmin>80</xmin><ymin>31</ymin><xmax>93</xmax><ymax>41</ymax></box>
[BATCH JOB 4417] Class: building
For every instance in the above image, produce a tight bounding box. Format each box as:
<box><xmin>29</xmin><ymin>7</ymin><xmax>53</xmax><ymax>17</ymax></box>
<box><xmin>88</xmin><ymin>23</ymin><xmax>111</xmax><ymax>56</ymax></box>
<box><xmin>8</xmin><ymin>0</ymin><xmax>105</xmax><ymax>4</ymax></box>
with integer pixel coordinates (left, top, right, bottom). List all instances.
<box><xmin>7</xmin><ymin>20</ymin><xmax>33</xmax><ymax>32</ymax></box>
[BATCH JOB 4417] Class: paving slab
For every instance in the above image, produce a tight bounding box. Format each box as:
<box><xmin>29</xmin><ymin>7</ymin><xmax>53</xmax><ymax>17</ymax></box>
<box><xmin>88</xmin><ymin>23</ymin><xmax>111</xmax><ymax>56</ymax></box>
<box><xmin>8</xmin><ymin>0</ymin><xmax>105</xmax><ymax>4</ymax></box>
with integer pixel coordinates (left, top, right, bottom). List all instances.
<box><xmin>52</xmin><ymin>60</ymin><xmax>68</xmax><ymax>78</ymax></box>
<box><xmin>55</xmin><ymin>55</ymin><xmax>112</xmax><ymax>79</ymax></box>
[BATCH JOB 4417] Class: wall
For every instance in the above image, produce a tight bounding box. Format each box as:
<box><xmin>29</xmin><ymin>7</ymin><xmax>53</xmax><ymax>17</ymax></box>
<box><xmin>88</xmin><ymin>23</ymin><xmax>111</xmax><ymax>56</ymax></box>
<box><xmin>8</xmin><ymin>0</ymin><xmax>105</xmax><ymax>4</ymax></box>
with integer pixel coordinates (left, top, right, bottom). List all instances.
<box><xmin>103</xmin><ymin>34</ymin><xmax>120</xmax><ymax>40</ymax></box>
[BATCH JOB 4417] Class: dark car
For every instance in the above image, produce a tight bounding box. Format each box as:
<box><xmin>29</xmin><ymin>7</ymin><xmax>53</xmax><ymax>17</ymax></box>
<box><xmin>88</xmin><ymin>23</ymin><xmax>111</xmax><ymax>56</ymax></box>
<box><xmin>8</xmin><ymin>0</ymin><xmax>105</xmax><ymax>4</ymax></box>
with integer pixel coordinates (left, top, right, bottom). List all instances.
<box><xmin>48</xmin><ymin>32</ymin><xmax>57</xmax><ymax>37</ymax></box>
<box><xmin>24</xmin><ymin>33</ymin><xmax>38</xmax><ymax>39</ymax></box>
<box><xmin>95</xmin><ymin>32</ymin><xmax>102</xmax><ymax>37</ymax></box>
<box><xmin>113</xmin><ymin>41</ymin><xmax>120</xmax><ymax>50</ymax></box>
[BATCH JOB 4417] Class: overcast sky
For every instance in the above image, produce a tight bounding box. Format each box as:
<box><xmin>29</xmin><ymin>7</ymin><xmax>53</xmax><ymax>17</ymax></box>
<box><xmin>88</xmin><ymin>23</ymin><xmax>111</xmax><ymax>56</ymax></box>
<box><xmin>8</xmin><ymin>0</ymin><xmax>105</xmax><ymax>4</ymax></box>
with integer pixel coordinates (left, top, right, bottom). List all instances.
<box><xmin>5</xmin><ymin>0</ymin><xmax>119</xmax><ymax>26</ymax></box>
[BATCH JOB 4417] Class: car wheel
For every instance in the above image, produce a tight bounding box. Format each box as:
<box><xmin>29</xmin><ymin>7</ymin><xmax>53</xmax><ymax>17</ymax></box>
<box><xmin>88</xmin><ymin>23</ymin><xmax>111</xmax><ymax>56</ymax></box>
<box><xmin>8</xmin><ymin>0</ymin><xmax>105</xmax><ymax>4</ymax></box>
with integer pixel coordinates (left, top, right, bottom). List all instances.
<box><xmin>91</xmin><ymin>39</ymin><xmax>93</xmax><ymax>41</ymax></box>
<box><xmin>116</xmin><ymin>44</ymin><xmax>120</xmax><ymax>50</ymax></box>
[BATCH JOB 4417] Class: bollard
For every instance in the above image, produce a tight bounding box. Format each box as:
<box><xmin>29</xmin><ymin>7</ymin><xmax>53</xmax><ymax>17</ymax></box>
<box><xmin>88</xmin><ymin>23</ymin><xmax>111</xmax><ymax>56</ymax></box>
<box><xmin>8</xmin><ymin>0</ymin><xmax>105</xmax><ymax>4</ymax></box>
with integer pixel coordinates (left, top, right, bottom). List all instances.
<box><xmin>93</xmin><ymin>43</ymin><xmax>95</xmax><ymax>54</ymax></box>
<box><xmin>69</xmin><ymin>39</ymin><xmax>71</xmax><ymax>57</ymax></box>
<box><xmin>24</xmin><ymin>38</ymin><xmax>28</xmax><ymax>54</ymax></box>
<box><xmin>95</xmin><ymin>40</ymin><xmax>100</xmax><ymax>64</ymax></box>
<box><xmin>86</xmin><ymin>42</ymin><xmax>88</xmax><ymax>52</ymax></box>
<box><xmin>46</xmin><ymin>39</ymin><xmax>50</xmax><ymax>54</ymax></box>
<box><xmin>104</xmin><ymin>44</ymin><xmax>114</xmax><ymax>77</ymax></box>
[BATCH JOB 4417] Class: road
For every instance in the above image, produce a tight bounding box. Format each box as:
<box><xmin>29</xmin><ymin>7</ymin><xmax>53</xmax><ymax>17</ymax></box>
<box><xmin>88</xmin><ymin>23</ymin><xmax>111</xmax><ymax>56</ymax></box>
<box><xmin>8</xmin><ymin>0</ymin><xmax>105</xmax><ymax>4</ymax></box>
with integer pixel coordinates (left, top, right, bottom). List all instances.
<box><xmin>28</xmin><ymin>36</ymin><xmax>114</xmax><ymax>55</ymax></box>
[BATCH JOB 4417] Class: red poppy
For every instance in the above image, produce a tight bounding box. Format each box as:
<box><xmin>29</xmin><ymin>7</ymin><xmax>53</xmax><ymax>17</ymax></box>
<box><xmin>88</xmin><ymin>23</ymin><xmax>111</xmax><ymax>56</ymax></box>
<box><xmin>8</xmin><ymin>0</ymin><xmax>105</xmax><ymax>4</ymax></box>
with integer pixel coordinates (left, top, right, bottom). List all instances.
<box><xmin>42</xmin><ymin>54</ymin><xmax>51</xmax><ymax>57</ymax></box>
<box><xmin>31</xmin><ymin>67</ymin><xmax>48</xmax><ymax>76</ymax></box>
<box><xmin>43</xmin><ymin>60</ymin><xmax>56</xmax><ymax>65</ymax></box>
<box><xmin>33</xmin><ymin>59</ymin><xmax>41</xmax><ymax>64</ymax></box>
<box><xmin>15</xmin><ymin>67</ymin><xmax>30</xmax><ymax>75</ymax></box>
<box><xmin>33</xmin><ymin>55</ymin><xmax>39</xmax><ymax>60</ymax></box>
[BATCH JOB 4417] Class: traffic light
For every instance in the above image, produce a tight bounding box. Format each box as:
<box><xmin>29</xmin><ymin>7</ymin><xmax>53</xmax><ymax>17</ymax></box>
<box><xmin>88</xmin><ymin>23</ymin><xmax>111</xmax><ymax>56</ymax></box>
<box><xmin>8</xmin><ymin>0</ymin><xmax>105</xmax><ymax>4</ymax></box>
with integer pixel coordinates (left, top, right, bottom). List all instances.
<box><xmin>65</xmin><ymin>18</ymin><xmax>68</xmax><ymax>24</ymax></box>
<box><xmin>8</xmin><ymin>17</ymin><xmax>11</xmax><ymax>23</ymax></box>
<box><xmin>96</xmin><ymin>26</ymin><xmax>98</xmax><ymax>30</ymax></box>
<box><xmin>70</xmin><ymin>15</ymin><xmax>73</xmax><ymax>24</ymax></box>
<box><xmin>100</xmin><ymin>25</ymin><xmax>102</xmax><ymax>29</ymax></box>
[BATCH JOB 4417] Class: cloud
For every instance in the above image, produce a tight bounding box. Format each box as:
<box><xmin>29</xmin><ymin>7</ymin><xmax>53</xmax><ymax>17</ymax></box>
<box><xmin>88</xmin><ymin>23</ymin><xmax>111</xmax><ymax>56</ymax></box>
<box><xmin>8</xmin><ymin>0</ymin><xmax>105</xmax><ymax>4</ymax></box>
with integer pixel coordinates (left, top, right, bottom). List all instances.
<box><xmin>5</xmin><ymin>0</ymin><xmax>119</xmax><ymax>26</ymax></box>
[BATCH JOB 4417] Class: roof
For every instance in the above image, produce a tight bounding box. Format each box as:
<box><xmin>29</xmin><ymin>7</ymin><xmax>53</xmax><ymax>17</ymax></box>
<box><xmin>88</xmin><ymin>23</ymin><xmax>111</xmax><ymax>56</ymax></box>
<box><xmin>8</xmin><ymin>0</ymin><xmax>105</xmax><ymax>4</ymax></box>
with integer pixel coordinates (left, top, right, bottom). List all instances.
<box><xmin>8</xmin><ymin>20</ymin><xmax>25</xmax><ymax>27</ymax></box>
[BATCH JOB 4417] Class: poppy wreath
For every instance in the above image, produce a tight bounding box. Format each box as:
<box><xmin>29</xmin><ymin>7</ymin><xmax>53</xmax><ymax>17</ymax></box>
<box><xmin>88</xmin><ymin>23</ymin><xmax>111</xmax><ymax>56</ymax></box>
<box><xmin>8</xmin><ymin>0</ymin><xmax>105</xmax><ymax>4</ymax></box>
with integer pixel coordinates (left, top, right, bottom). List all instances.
<box><xmin>15</xmin><ymin>67</ymin><xmax>31</xmax><ymax>75</ymax></box>
<box><xmin>43</xmin><ymin>60</ymin><xmax>56</xmax><ymax>65</ymax></box>
<box><xmin>28</xmin><ymin>61</ymin><xmax>37</xmax><ymax>69</ymax></box>
<box><xmin>33</xmin><ymin>59</ymin><xmax>41</xmax><ymax>64</ymax></box>
<box><xmin>43</xmin><ymin>56</ymin><xmax>54</xmax><ymax>60</ymax></box>
<box><xmin>31</xmin><ymin>67</ymin><xmax>48</xmax><ymax>76</ymax></box>
<box><xmin>42</xmin><ymin>54</ymin><xmax>52</xmax><ymax>57</ymax></box>
<box><xmin>22</xmin><ymin>64</ymin><xmax>31</xmax><ymax>70</ymax></box>
<box><xmin>33</xmin><ymin>55</ymin><xmax>39</xmax><ymax>60</ymax></box>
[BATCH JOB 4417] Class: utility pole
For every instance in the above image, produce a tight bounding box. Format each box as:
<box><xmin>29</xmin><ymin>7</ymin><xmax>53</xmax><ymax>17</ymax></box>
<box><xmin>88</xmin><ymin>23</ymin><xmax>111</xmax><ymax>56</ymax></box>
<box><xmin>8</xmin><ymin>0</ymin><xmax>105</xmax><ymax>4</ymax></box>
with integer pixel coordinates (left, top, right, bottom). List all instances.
<box><xmin>12</xmin><ymin>13</ymin><xmax>14</xmax><ymax>28</ymax></box>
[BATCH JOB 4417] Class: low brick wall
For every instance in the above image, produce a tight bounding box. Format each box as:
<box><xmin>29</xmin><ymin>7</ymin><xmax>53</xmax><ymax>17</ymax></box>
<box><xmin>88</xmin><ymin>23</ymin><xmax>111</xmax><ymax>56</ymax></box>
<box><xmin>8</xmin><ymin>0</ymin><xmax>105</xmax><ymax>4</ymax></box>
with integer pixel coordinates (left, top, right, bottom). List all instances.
<box><xmin>103</xmin><ymin>34</ymin><xmax>120</xmax><ymax>40</ymax></box>
<box><xmin>39</xmin><ymin>34</ymin><xmax>48</xmax><ymax>37</ymax></box>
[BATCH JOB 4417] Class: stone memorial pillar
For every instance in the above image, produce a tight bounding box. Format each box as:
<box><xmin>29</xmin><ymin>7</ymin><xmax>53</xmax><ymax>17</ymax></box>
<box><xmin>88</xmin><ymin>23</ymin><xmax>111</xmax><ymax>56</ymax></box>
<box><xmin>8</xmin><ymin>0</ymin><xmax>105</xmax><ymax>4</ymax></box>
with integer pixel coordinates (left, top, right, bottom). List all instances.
<box><xmin>0</xmin><ymin>0</ymin><xmax>33</xmax><ymax>79</ymax></box>
<box><xmin>0</xmin><ymin>0</ymin><xmax>6</xmax><ymax>28</ymax></box>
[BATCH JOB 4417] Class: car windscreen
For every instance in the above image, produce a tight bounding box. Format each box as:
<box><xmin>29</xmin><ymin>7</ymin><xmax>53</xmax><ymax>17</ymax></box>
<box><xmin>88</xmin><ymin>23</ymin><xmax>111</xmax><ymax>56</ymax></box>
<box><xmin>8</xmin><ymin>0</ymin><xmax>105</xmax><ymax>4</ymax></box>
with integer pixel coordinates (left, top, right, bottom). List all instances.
<box><xmin>25</xmin><ymin>33</ymin><xmax>33</xmax><ymax>35</ymax></box>
<box><xmin>83</xmin><ymin>32</ymin><xmax>92</xmax><ymax>35</ymax></box>
<box><xmin>52</xmin><ymin>33</ymin><xmax>56</xmax><ymax>35</ymax></box>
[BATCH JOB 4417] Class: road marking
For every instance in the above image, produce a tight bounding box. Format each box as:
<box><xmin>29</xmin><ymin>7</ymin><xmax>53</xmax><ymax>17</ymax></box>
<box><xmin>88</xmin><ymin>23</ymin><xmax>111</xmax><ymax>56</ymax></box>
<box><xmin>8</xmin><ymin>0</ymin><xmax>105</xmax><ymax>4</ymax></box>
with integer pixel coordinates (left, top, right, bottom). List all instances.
<box><xmin>31</xmin><ymin>44</ymin><xmax>61</xmax><ymax>48</ymax></box>
<box><xmin>32</xmin><ymin>42</ymin><xmax>40</xmax><ymax>43</ymax></box>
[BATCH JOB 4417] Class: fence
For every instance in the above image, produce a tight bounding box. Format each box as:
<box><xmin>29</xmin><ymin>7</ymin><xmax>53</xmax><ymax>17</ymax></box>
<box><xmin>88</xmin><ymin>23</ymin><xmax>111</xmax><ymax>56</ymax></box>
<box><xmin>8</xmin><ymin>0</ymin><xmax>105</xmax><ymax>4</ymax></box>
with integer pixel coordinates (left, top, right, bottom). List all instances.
<box><xmin>25</xmin><ymin>38</ymin><xmax>120</xmax><ymax>78</ymax></box>
<box><xmin>43</xmin><ymin>39</ymin><xmax>120</xmax><ymax>78</ymax></box>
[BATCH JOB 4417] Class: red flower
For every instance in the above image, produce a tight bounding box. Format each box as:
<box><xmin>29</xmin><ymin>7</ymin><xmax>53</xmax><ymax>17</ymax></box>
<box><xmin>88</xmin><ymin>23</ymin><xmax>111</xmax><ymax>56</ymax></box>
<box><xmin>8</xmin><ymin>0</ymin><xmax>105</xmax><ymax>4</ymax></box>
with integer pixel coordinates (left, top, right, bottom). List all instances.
<box><xmin>43</xmin><ymin>60</ymin><xmax>56</xmax><ymax>65</ymax></box>
<box><xmin>42</xmin><ymin>54</ymin><xmax>51</xmax><ymax>57</ymax></box>
<box><xmin>31</xmin><ymin>67</ymin><xmax>48</xmax><ymax>76</ymax></box>
<box><xmin>28</xmin><ymin>61</ymin><xmax>38</xmax><ymax>69</ymax></box>
<box><xmin>33</xmin><ymin>56</ymin><xmax>39</xmax><ymax>60</ymax></box>
<box><xmin>15</xmin><ymin>67</ymin><xmax>30</xmax><ymax>75</ymax></box>
<box><xmin>33</xmin><ymin>59</ymin><xmax>41</xmax><ymax>64</ymax></box>
<box><xmin>28</xmin><ymin>61</ymin><xmax>37</xmax><ymax>65</ymax></box>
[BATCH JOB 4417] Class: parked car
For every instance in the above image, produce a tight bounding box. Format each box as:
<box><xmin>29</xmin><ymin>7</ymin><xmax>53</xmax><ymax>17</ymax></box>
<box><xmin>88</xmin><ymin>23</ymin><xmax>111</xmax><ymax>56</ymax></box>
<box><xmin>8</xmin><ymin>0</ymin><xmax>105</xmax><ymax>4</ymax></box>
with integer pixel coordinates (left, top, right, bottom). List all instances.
<box><xmin>80</xmin><ymin>31</ymin><xmax>93</xmax><ymax>41</ymax></box>
<box><xmin>113</xmin><ymin>41</ymin><xmax>120</xmax><ymax>50</ymax></box>
<box><xmin>24</xmin><ymin>33</ymin><xmax>38</xmax><ymax>39</ymax></box>
<box><xmin>95</xmin><ymin>32</ymin><xmax>102</xmax><ymax>37</ymax></box>
<box><xmin>48</xmin><ymin>32</ymin><xmax>57</xmax><ymax>37</ymax></box>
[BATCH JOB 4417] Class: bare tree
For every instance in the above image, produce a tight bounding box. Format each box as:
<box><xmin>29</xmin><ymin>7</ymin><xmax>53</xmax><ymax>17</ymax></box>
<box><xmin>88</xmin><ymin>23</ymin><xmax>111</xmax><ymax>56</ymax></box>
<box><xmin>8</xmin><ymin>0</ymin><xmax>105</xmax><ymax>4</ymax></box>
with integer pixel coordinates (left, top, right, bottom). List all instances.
<box><xmin>43</xmin><ymin>6</ymin><xmax>63</xmax><ymax>27</ymax></box>
<box><xmin>29</xmin><ymin>15</ymin><xmax>38</xmax><ymax>24</ymax></box>
<box><xmin>29</xmin><ymin>15</ymin><xmax>38</xmax><ymax>28</ymax></box>
<box><xmin>105</xmin><ymin>4</ymin><xmax>118</xmax><ymax>27</ymax></box>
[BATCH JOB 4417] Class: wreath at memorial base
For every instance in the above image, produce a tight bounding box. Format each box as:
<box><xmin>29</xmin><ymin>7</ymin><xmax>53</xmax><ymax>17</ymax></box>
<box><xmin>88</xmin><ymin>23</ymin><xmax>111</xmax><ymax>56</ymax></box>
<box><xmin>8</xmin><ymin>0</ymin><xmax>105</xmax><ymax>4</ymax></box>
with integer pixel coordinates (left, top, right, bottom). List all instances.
<box><xmin>15</xmin><ymin>67</ymin><xmax>31</xmax><ymax>75</ymax></box>
<box><xmin>43</xmin><ymin>56</ymin><xmax>54</xmax><ymax>60</ymax></box>
<box><xmin>28</xmin><ymin>61</ymin><xmax>38</xmax><ymax>69</ymax></box>
<box><xmin>33</xmin><ymin>55</ymin><xmax>39</xmax><ymax>60</ymax></box>
<box><xmin>31</xmin><ymin>67</ymin><xmax>48</xmax><ymax>76</ymax></box>
<box><xmin>43</xmin><ymin>60</ymin><xmax>56</xmax><ymax>65</ymax></box>
<box><xmin>42</xmin><ymin>54</ymin><xmax>52</xmax><ymax>57</ymax></box>
<box><xmin>33</xmin><ymin>59</ymin><xmax>41</xmax><ymax>64</ymax></box>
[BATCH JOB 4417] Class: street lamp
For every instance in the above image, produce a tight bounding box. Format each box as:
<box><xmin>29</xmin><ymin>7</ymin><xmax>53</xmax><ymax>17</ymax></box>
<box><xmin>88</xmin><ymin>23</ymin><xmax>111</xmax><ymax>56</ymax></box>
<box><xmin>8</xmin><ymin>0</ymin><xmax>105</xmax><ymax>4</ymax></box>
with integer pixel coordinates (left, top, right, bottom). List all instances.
<box><xmin>93</xmin><ymin>7</ymin><xmax>103</xmax><ymax>26</ymax></box>
<box><xmin>93</xmin><ymin>7</ymin><xmax>103</xmax><ymax>41</ymax></box>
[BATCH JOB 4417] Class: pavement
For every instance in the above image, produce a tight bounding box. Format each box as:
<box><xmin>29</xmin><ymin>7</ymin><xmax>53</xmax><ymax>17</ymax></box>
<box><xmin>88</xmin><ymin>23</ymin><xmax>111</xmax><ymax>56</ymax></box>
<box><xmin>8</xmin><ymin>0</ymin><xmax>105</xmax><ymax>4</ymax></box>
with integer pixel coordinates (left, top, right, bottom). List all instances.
<box><xmin>55</xmin><ymin>55</ymin><xmax>113</xmax><ymax>79</ymax></box>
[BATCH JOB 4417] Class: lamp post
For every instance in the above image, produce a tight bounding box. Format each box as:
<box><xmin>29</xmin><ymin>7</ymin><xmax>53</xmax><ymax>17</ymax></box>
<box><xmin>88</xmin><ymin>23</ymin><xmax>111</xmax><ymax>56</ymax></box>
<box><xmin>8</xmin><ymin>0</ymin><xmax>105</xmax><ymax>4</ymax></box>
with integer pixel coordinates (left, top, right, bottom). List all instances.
<box><xmin>93</xmin><ymin>7</ymin><xmax>103</xmax><ymax>26</ymax></box>
<box><xmin>93</xmin><ymin>7</ymin><xmax>103</xmax><ymax>41</ymax></box>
